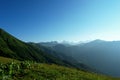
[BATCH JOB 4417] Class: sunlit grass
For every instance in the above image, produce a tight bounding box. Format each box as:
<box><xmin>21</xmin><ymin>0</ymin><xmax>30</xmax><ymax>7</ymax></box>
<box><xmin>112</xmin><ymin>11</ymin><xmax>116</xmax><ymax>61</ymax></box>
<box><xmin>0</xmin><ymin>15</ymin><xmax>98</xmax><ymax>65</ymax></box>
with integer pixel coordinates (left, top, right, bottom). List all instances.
<box><xmin>0</xmin><ymin>56</ymin><xmax>120</xmax><ymax>80</ymax></box>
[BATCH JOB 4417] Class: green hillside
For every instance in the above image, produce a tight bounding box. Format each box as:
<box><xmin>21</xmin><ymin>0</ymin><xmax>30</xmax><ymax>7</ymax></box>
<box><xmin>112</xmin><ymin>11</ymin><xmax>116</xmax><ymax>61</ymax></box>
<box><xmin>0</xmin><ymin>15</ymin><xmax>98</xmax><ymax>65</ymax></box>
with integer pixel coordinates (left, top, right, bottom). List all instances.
<box><xmin>0</xmin><ymin>28</ymin><xmax>84</xmax><ymax>68</ymax></box>
<box><xmin>0</xmin><ymin>56</ymin><xmax>19</xmax><ymax>63</ymax></box>
<box><xmin>0</xmin><ymin>28</ymin><xmax>59</xmax><ymax>63</ymax></box>
<box><xmin>0</xmin><ymin>57</ymin><xmax>119</xmax><ymax>80</ymax></box>
<box><xmin>0</xmin><ymin>28</ymin><xmax>95</xmax><ymax>71</ymax></box>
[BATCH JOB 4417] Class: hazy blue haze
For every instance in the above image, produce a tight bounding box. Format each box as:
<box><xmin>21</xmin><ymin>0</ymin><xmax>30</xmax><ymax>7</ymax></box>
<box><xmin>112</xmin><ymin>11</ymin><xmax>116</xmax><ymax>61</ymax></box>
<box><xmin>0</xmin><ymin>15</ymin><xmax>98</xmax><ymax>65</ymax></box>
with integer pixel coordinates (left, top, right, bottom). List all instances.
<box><xmin>0</xmin><ymin>0</ymin><xmax>120</xmax><ymax>42</ymax></box>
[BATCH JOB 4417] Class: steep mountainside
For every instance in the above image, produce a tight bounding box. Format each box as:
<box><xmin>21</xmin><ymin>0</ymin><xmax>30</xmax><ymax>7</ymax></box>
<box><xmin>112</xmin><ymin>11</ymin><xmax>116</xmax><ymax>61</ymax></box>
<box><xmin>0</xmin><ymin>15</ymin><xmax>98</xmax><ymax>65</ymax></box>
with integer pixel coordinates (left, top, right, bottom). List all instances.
<box><xmin>0</xmin><ymin>28</ymin><xmax>77</xmax><ymax>67</ymax></box>
<box><xmin>0</xmin><ymin>28</ymin><xmax>92</xmax><ymax>70</ymax></box>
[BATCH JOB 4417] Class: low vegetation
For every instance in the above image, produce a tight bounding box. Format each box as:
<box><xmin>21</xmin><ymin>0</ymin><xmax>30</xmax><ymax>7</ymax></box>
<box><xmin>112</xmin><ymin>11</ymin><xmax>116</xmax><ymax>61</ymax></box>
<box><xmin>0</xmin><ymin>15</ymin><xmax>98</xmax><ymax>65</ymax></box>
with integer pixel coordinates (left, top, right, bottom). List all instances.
<box><xmin>0</xmin><ymin>57</ymin><xmax>119</xmax><ymax>80</ymax></box>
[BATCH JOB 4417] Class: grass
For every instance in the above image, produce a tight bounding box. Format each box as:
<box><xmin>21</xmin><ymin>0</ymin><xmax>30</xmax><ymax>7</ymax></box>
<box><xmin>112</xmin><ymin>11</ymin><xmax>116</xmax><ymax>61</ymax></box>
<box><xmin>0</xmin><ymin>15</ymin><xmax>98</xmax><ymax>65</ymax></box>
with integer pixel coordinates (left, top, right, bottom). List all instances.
<box><xmin>0</xmin><ymin>56</ymin><xmax>19</xmax><ymax>63</ymax></box>
<box><xmin>0</xmin><ymin>56</ymin><xmax>120</xmax><ymax>80</ymax></box>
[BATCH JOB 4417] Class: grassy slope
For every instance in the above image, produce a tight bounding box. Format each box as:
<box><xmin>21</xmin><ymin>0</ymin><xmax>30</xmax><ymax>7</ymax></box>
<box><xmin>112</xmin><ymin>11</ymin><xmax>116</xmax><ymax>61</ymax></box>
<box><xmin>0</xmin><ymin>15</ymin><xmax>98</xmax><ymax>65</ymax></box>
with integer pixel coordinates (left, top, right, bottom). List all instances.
<box><xmin>0</xmin><ymin>56</ymin><xmax>19</xmax><ymax>63</ymax></box>
<box><xmin>0</xmin><ymin>28</ymin><xmax>57</xmax><ymax>62</ymax></box>
<box><xmin>0</xmin><ymin>28</ymin><xmax>81</xmax><ymax>68</ymax></box>
<box><xmin>0</xmin><ymin>57</ymin><xmax>119</xmax><ymax>80</ymax></box>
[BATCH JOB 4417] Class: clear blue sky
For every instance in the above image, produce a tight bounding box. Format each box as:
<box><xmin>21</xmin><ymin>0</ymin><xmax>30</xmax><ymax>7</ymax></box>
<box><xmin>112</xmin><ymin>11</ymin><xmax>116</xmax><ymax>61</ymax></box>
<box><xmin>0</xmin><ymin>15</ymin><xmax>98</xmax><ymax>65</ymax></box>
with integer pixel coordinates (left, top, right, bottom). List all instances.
<box><xmin>0</xmin><ymin>0</ymin><xmax>120</xmax><ymax>42</ymax></box>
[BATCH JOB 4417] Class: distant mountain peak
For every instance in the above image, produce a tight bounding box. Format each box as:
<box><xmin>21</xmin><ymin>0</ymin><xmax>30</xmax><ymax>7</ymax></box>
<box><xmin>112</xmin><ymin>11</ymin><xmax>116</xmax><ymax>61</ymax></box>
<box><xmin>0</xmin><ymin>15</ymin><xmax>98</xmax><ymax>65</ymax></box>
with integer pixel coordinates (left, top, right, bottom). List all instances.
<box><xmin>91</xmin><ymin>39</ymin><xmax>105</xmax><ymax>43</ymax></box>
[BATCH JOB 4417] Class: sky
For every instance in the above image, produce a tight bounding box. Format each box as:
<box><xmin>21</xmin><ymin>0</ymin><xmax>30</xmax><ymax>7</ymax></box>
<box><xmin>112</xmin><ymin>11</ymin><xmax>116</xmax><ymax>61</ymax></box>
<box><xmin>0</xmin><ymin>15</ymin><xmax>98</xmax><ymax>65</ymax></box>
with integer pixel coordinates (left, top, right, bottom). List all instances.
<box><xmin>0</xmin><ymin>0</ymin><xmax>120</xmax><ymax>42</ymax></box>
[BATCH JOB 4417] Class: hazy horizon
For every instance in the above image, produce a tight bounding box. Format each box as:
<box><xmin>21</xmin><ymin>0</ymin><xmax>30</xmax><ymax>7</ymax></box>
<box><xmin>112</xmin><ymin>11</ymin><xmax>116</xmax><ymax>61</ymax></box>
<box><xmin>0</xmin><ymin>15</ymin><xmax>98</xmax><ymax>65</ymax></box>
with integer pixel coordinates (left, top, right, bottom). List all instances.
<box><xmin>1</xmin><ymin>0</ymin><xmax>120</xmax><ymax>42</ymax></box>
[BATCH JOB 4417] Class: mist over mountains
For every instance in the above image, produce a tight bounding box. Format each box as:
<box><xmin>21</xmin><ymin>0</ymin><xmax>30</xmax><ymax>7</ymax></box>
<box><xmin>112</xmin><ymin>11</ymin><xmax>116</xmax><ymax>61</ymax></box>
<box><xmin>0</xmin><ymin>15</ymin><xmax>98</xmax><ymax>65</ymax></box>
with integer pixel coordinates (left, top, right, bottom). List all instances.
<box><xmin>39</xmin><ymin>39</ymin><xmax>120</xmax><ymax>77</ymax></box>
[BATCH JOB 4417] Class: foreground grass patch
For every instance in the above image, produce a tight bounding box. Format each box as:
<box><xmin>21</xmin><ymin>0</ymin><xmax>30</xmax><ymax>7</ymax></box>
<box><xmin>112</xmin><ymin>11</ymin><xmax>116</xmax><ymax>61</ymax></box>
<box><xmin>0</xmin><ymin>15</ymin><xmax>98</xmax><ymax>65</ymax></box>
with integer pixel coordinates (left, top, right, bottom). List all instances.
<box><xmin>0</xmin><ymin>57</ymin><xmax>119</xmax><ymax>80</ymax></box>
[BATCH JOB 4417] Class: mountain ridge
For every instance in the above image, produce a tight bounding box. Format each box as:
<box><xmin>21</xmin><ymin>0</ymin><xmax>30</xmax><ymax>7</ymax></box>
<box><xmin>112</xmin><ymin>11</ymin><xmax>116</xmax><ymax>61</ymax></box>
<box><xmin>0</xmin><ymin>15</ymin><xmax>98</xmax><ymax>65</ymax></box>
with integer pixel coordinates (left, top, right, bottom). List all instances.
<box><xmin>39</xmin><ymin>40</ymin><xmax>120</xmax><ymax>77</ymax></box>
<box><xmin>0</xmin><ymin>28</ymin><xmax>70</xmax><ymax>65</ymax></box>
<box><xmin>0</xmin><ymin>28</ymin><xmax>92</xmax><ymax>71</ymax></box>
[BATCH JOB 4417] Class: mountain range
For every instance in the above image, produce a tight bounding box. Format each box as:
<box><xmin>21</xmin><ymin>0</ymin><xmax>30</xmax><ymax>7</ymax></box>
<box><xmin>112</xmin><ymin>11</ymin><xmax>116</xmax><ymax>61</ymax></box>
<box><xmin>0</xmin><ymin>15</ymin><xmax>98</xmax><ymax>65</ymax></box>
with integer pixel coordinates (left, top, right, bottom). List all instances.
<box><xmin>39</xmin><ymin>39</ymin><xmax>120</xmax><ymax>77</ymax></box>
<box><xmin>0</xmin><ymin>28</ymin><xmax>92</xmax><ymax>71</ymax></box>
<box><xmin>1</xmin><ymin>28</ymin><xmax>120</xmax><ymax>77</ymax></box>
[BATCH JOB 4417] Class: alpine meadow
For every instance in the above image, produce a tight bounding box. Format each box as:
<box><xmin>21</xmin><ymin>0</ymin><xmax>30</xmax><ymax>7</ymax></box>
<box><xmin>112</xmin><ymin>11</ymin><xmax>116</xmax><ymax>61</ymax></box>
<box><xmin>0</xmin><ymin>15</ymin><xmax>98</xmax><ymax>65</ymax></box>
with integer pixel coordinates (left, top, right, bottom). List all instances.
<box><xmin>0</xmin><ymin>0</ymin><xmax>120</xmax><ymax>80</ymax></box>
